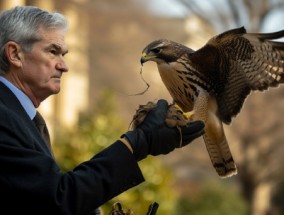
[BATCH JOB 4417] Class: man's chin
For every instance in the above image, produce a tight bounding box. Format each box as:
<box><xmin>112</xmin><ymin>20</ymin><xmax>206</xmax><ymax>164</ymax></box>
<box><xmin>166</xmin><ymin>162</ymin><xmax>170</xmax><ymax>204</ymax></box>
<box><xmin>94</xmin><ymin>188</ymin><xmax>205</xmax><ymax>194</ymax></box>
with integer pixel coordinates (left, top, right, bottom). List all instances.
<box><xmin>51</xmin><ymin>83</ymin><xmax>61</xmax><ymax>94</ymax></box>
<box><xmin>49</xmin><ymin>87</ymin><xmax>60</xmax><ymax>95</ymax></box>
<box><xmin>53</xmin><ymin>89</ymin><xmax>60</xmax><ymax>94</ymax></box>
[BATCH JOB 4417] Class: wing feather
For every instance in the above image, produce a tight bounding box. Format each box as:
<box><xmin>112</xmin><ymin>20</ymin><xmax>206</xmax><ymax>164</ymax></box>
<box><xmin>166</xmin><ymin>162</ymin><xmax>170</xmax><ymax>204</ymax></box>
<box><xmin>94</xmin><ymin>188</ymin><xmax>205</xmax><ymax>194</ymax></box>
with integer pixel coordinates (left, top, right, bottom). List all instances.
<box><xmin>189</xmin><ymin>26</ymin><xmax>284</xmax><ymax>124</ymax></box>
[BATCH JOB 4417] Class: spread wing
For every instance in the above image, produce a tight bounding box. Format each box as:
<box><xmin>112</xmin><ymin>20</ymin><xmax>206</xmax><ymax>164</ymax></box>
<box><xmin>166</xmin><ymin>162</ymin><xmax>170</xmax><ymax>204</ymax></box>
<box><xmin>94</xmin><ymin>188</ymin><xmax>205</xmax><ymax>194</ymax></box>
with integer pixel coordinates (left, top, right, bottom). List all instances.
<box><xmin>188</xmin><ymin>26</ymin><xmax>284</xmax><ymax>124</ymax></box>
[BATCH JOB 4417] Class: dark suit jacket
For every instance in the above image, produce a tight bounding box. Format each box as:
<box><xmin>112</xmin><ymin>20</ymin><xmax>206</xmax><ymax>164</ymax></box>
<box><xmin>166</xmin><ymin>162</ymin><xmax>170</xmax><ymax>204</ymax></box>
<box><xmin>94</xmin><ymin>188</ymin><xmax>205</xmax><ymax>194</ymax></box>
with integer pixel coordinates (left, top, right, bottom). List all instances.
<box><xmin>0</xmin><ymin>82</ymin><xmax>144</xmax><ymax>215</ymax></box>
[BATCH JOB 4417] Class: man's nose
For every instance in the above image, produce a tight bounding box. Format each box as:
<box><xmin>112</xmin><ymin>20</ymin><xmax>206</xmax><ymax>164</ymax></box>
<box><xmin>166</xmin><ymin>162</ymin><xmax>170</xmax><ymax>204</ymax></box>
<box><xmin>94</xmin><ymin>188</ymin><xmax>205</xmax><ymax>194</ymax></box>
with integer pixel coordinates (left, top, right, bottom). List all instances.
<box><xmin>56</xmin><ymin>59</ymin><xmax>69</xmax><ymax>73</ymax></box>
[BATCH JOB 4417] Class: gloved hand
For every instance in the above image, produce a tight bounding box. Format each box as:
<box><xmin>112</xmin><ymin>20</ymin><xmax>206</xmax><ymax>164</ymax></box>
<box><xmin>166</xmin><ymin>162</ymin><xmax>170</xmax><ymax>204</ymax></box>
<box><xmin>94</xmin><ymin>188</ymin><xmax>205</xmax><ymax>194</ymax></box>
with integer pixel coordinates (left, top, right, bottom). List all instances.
<box><xmin>122</xmin><ymin>99</ymin><xmax>205</xmax><ymax>161</ymax></box>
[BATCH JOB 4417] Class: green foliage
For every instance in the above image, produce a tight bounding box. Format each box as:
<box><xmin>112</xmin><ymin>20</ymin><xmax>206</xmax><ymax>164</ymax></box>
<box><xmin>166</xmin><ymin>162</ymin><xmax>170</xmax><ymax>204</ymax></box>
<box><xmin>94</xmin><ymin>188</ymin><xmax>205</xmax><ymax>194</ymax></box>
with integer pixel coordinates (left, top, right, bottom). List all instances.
<box><xmin>101</xmin><ymin>157</ymin><xmax>177</xmax><ymax>214</ymax></box>
<box><xmin>53</xmin><ymin>89</ymin><xmax>177</xmax><ymax>214</ymax></box>
<box><xmin>172</xmin><ymin>180</ymin><xmax>249</xmax><ymax>215</ymax></box>
<box><xmin>54</xmin><ymin>90</ymin><xmax>124</xmax><ymax>171</ymax></box>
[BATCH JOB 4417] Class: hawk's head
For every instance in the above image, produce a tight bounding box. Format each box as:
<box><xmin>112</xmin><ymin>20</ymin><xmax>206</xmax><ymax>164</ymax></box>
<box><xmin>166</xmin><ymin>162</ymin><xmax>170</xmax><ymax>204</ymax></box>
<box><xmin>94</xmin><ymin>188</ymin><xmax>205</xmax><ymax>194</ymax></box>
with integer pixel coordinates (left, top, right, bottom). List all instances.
<box><xmin>140</xmin><ymin>39</ymin><xmax>194</xmax><ymax>65</ymax></box>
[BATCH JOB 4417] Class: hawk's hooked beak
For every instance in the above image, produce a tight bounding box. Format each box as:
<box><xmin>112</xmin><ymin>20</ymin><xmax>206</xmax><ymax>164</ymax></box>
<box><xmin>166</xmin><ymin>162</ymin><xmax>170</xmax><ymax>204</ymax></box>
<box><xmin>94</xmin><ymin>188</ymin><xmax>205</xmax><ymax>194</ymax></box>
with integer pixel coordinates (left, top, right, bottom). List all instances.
<box><xmin>140</xmin><ymin>53</ymin><xmax>149</xmax><ymax>65</ymax></box>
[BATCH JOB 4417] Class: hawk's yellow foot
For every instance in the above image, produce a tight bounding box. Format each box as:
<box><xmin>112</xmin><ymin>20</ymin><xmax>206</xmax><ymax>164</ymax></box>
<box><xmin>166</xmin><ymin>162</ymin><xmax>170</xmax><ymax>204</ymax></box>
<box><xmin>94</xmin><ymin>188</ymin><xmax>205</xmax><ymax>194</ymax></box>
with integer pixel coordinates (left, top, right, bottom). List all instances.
<box><xmin>173</xmin><ymin>104</ymin><xmax>195</xmax><ymax>120</ymax></box>
<box><xmin>183</xmin><ymin>111</ymin><xmax>195</xmax><ymax>121</ymax></box>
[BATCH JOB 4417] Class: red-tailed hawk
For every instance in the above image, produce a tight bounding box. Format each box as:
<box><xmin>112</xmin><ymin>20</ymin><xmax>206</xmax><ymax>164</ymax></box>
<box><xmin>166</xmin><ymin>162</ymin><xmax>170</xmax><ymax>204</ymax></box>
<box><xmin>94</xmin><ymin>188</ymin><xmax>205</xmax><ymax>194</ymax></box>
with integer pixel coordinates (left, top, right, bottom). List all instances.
<box><xmin>140</xmin><ymin>26</ymin><xmax>284</xmax><ymax>178</ymax></box>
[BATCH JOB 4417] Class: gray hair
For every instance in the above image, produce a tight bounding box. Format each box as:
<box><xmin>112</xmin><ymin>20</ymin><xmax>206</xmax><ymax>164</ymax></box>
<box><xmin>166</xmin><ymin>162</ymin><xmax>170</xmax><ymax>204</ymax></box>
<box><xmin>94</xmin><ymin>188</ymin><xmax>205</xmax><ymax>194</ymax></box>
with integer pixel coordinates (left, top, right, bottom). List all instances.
<box><xmin>0</xmin><ymin>6</ymin><xmax>68</xmax><ymax>74</ymax></box>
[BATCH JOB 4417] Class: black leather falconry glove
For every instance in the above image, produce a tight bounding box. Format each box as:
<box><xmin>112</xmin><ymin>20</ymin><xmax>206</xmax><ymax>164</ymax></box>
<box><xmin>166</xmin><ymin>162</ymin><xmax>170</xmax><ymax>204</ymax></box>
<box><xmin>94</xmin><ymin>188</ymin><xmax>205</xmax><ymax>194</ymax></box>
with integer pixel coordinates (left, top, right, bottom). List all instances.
<box><xmin>122</xmin><ymin>99</ymin><xmax>205</xmax><ymax>161</ymax></box>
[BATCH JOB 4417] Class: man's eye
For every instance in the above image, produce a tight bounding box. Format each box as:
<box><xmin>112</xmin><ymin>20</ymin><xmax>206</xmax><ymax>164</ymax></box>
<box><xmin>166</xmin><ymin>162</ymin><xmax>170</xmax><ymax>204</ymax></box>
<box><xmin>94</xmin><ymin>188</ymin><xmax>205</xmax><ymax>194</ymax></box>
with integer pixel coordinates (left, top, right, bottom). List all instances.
<box><xmin>50</xmin><ymin>50</ymin><xmax>57</xmax><ymax>54</ymax></box>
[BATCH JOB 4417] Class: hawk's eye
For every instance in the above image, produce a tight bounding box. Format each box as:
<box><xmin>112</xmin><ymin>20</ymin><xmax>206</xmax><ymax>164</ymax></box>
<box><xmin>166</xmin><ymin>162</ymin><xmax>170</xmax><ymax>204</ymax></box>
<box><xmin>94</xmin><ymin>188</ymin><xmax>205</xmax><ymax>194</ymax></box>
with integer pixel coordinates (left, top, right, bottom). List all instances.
<box><xmin>151</xmin><ymin>48</ymin><xmax>161</xmax><ymax>54</ymax></box>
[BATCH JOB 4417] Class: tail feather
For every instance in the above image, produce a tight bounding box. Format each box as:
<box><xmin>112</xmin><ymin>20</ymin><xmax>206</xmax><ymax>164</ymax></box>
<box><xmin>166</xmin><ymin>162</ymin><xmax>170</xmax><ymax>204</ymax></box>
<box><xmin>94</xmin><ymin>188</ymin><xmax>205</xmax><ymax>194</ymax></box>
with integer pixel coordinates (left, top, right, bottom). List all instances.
<box><xmin>203</xmin><ymin>120</ymin><xmax>237</xmax><ymax>178</ymax></box>
<box><xmin>191</xmin><ymin>91</ymin><xmax>237</xmax><ymax>178</ymax></box>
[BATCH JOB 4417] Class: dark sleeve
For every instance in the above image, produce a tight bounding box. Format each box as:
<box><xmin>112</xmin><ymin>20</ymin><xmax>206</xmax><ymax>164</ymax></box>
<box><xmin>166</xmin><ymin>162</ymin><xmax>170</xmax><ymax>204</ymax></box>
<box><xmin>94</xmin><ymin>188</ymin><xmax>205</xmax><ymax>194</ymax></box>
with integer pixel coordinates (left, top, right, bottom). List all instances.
<box><xmin>0</xmin><ymin>108</ymin><xmax>144</xmax><ymax>215</ymax></box>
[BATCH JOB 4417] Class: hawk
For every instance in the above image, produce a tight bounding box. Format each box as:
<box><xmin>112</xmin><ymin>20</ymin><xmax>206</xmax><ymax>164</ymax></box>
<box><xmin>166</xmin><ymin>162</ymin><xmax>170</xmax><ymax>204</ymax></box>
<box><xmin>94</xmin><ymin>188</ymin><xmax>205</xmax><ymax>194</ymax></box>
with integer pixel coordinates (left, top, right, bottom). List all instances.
<box><xmin>140</xmin><ymin>26</ymin><xmax>284</xmax><ymax>178</ymax></box>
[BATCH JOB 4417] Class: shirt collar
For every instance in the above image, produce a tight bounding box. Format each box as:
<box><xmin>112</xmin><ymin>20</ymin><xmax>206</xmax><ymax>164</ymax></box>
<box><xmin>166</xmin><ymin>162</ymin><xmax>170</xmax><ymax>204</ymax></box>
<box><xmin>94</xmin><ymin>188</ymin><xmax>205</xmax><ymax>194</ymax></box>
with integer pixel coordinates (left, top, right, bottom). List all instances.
<box><xmin>0</xmin><ymin>76</ymin><xmax>36</xmax><ymax>119</ymax></box>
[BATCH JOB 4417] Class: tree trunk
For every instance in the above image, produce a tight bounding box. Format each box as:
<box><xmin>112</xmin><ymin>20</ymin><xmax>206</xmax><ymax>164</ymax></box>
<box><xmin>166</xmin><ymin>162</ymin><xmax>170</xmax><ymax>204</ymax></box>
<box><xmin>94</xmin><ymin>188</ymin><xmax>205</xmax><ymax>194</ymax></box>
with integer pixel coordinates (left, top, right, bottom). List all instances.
<box><xmin>252</xmin><ymin>183</ymin><xmax>272</xmax><ymax>215</ymax></box>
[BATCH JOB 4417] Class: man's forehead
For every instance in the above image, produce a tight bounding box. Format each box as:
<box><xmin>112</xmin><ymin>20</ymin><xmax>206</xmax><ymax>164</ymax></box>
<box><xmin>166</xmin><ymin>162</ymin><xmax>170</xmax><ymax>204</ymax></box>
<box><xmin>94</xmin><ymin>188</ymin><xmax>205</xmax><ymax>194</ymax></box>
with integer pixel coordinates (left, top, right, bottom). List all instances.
<box><xmin>39</xmin><ymin>28</ymin><xmax>69</xmax><ymax>52</ymax></box>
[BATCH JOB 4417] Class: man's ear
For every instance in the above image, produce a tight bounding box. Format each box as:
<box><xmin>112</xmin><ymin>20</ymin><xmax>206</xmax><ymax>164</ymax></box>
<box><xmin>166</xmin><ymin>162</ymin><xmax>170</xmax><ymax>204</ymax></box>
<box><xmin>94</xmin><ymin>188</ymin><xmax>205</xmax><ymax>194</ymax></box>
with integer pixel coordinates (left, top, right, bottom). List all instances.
<box><xmin>5</xmin><ymin>41</ymin><xmax>23</xmax><ymax>67</ymax></box>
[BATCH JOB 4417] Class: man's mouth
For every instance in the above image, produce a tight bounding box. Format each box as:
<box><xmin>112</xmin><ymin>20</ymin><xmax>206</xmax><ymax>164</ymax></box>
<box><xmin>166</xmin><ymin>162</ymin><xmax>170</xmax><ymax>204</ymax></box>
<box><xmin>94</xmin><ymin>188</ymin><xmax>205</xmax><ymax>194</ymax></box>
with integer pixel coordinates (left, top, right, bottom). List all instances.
<box><xmin>51</xmin><ymin>74</ymin><xmax>62</xmax><ymax>80</ymax></box>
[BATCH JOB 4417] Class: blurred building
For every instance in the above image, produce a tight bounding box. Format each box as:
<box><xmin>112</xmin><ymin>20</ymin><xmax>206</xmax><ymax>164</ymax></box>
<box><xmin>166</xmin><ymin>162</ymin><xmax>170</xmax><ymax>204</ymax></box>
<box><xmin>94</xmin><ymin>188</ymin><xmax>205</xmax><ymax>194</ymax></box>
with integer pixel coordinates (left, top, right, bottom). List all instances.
<box><xmin>0</xmin><ymin>0</ymin><xmax>90</xmax><ymax>140</ymax></box>
<box><xmin>0</xmin><ymin>0</ymin><xmax>188</xmax><ymax>140</ymax></box>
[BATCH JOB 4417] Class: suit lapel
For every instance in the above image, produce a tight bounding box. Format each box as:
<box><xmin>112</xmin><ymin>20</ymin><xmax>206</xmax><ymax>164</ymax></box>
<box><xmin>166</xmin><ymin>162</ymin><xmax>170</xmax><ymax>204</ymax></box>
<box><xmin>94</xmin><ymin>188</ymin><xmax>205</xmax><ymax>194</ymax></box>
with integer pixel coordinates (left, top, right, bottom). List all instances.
<box><xmin>0</xmin><ymin>82</ymin><xmax>53</xmax><ymax>157</ymax></box>
<box><xmin>0</xmin><ymin>82</ymin><xmax>31</xmax><ymax>119</ymax></box>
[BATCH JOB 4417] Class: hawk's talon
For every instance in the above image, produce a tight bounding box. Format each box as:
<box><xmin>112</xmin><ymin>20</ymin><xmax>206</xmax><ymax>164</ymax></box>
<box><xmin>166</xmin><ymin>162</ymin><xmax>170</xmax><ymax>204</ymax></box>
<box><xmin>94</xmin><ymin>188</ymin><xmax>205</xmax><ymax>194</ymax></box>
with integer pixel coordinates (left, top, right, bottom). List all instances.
<box><xmin>172</xmin><ymin>104</ymin><xmax>195</xmax><ymax>121</ymax></box>
<box><xmin>183</xmin><ymin>111</ymin><xmax>195</xmax><ymax>121</ymax></box>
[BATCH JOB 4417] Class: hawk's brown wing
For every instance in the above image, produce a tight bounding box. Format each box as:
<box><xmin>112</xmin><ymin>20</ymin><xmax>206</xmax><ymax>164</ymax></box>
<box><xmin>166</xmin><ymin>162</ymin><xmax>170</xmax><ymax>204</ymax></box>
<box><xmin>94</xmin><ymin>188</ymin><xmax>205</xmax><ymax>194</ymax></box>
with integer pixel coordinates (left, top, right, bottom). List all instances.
<box><xmin>188</xmin><ymin>26</ymin><xmax>284</xmax><ymax>124</ymax></box>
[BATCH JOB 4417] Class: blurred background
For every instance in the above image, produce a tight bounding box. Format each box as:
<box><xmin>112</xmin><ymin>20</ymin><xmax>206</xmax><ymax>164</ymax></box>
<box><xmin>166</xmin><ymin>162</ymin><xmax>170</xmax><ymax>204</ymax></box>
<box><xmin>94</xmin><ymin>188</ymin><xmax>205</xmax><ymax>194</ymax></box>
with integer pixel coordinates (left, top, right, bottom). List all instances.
<box><xmin>2</xmin><ymin>0</ymin><xmax>284</xmax><ymax>214</ymax></box>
